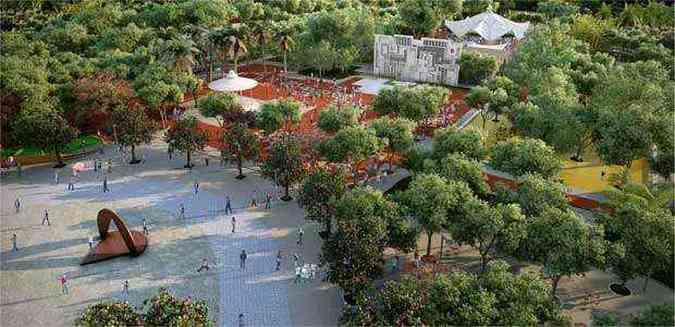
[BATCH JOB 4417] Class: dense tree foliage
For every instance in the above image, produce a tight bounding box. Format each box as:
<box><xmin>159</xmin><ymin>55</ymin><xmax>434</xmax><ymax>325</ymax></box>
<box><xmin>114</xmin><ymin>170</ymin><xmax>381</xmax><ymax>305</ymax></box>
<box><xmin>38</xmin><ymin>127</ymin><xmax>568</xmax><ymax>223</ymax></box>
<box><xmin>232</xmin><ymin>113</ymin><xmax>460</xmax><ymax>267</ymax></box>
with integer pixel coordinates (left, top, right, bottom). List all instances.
<box><xmin>457</xmin><ymin>52</ymin><xmax>498</xmax><ymax>85</ymax></box>
<box><xmin>489</xmin><ymin>137</ymin><xmax>563</xmax><ymax>179</ymax></box>
<box><xmin>261</xmin><ymin>134</ymin><xmax>307</xmax><ymax>200</ymax></box>
<box><xmin>431</xmin><ymin>126</ymin><xmax>486</xmax><ymax>161</ymax></box>
<box><xmin>372</xmin><ymin>85</ymin><xmax>448</xmax><ymax>122</ymax></box>
<box><xmin>12</xmin><ymin>107</ymin><xmax>78</xmax><ymax>167</ymax></box>
<box><xmin>317</xmin><ymin>105</ymin><xmax>360</xmax><ymax>134</ymax></box>
<box><xmin>222</xmin><ymin>122</ymin><xmax>260</xmax><ymax>179</ymax></box>
<box><xmin>297</xmin><ymin>167</ymin><xmax>347</xmax><ymax>235</ymax></box>
<box><xmin>111</xmin><ymin>104</ymin><xmax>156</xmax><ymax>164</ymax></box>
<box><xmin>318</xmin><ymin>126</ymin><xmax>384</xmax><ymax>181</ymax></box>
<box><xmin>342</xmin><ymin>261</ymin><xmax>567</xmax><ymax>326</ymax></box>
<box><xmin>164</xmin><ymin>116</ymin><xmax>206</xmax><ymax>169</ymax></box>
<box><xmin>370</xmin><ymin>116</ymin><xmax>415</xmax><ymax>171</ymax></box>
<box><xmin>256</xmin><ymin>99</ymin><xmax>301</xmax><ymax>134</ymax></box>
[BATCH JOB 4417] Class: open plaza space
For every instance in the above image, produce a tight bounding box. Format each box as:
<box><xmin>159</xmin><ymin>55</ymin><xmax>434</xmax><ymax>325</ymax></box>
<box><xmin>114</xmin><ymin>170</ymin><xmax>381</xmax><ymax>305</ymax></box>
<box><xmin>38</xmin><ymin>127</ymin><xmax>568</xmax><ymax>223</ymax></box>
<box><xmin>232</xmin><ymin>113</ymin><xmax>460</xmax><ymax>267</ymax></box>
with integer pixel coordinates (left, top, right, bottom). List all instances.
<box><xmin>2</xmin><ymin>1</ymin><xmax>674</xmax><ymax>326</ymax></box>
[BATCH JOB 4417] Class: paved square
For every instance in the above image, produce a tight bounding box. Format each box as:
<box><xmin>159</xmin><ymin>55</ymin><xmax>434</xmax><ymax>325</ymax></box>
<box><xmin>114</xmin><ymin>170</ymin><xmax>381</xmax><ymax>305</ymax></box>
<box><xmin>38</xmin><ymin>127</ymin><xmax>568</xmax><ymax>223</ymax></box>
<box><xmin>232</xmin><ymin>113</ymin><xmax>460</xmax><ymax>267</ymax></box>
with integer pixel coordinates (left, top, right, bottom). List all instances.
<box><xmin>1</xmin><ymin>138</ymin><xmax>340</xmax><ymax>326</ymax></box>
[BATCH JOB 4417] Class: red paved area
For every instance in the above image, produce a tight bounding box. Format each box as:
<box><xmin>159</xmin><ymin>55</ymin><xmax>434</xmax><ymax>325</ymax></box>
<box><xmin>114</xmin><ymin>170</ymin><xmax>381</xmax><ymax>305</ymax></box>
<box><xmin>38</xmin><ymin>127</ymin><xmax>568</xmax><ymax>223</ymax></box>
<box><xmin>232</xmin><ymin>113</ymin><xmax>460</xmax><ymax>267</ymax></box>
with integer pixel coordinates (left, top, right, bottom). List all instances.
<box><xmin>195</xmin><ymin>64</ymin><xmax>472</xmax><ymax>179</ymax></box>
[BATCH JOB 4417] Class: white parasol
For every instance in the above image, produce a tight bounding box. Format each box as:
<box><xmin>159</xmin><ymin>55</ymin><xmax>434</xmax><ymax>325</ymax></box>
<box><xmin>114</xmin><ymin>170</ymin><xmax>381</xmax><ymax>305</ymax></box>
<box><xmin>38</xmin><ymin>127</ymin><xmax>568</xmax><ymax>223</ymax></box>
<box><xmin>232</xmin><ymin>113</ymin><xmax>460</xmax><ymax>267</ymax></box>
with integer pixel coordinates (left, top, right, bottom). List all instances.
<box><xmin>208</xmin><ymin>70</ymin><xmax>258</xmax><ymax>92</ymax></box>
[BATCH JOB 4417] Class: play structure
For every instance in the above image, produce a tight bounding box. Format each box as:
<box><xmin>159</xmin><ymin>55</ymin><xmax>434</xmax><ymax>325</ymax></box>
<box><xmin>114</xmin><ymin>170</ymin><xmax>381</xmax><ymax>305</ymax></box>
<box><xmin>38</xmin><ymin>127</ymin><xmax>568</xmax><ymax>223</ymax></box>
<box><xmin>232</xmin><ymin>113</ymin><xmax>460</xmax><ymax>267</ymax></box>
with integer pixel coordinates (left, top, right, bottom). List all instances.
<box><xmin>81</xmin><ymin>209</ymin><xmax>148</xmax><ymax>265</ymax></box>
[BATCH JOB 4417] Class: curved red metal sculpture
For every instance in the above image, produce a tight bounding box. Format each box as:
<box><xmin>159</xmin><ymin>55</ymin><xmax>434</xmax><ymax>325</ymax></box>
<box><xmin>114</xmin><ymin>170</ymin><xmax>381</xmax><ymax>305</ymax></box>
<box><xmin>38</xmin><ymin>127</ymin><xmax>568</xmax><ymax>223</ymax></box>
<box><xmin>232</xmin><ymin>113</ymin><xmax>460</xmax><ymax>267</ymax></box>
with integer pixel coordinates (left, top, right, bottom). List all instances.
<box><xmin>81</xmin><ymin>209</ymin><xmax>148</xmax><ymax>265</ymax></box>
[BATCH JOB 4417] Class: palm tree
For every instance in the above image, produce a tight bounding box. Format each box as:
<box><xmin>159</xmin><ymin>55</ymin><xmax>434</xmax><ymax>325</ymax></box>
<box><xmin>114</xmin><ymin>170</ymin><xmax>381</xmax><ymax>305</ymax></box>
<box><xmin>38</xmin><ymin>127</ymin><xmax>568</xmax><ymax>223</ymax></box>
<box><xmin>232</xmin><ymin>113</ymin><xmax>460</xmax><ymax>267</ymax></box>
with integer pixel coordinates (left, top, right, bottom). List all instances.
<box><xmin>193</xmin><ymin>26</ymin><xmax>216</xmax><ymax>82</ymax></box>
<box><xmin>209</xmin><ymin>24</ymin><xmax>249</xmax><ymax>74</ymax></box>
<box><xmin>276</xmin><ymin>31</ymin><xmax>294</xmax><ymax>75</ymax></box>
<box><xmin>252</xmin><ymin>22</ymin><xmax>270</xmax><ymax>72</ymax></box>
<box><xmin>230</xmin><ymin>24</ymin><xmax>249</xmax><ymax>73</ymax></box>
<box><xmin>159</xmin><ymin>36</ymin><xmax>200</xmax><ymax>74</ymax></box>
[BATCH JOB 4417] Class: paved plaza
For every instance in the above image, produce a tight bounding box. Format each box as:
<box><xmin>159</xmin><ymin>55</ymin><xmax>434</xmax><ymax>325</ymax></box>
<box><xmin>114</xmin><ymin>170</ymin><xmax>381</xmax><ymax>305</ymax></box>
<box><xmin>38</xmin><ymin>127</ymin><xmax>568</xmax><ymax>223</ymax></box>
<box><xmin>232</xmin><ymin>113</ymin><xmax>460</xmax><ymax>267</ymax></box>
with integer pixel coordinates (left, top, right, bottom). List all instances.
<box><xmin>0</xmin><ymin>137</ymin><xmax>340</xmax><ymax>326</ymax></box>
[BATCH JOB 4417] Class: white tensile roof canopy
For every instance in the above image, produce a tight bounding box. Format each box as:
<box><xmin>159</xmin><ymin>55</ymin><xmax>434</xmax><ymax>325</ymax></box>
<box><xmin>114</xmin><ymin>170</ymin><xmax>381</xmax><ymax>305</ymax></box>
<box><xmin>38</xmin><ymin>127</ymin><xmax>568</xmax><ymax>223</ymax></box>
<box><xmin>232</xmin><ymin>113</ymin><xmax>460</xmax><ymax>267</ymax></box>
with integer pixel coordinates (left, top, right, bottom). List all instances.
<box><xmin>445</xmin><ymin>10</ymin><xmax>530</xmax><ymax>42</ymax></box>
<box><xmin>208</xmin><ymin>70</ymin><xmax>258</xmax><ymax>92</ymax></box>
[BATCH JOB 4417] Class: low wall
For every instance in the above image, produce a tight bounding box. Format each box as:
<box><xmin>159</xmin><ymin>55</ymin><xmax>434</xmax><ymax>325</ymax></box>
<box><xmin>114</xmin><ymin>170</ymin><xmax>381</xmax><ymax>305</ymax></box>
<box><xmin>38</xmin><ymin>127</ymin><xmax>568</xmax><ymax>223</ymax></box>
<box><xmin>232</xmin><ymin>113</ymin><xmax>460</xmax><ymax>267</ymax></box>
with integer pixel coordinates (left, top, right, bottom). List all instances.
<box><xmin>482</xmin><ymin>168</ymin><xmax>607</xmax><ymax>212</ymax></box>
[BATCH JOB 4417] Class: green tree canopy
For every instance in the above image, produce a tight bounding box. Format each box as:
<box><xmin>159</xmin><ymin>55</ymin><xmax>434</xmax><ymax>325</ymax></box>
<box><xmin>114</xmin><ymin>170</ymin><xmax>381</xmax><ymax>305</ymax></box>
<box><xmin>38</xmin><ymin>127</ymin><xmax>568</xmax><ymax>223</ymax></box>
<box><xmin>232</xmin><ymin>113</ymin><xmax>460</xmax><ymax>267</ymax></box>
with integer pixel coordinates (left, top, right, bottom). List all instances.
<box><xmin>111</xmin><ymin>105</ymin><xmax>157</xmax><ymax>164</ymax></box>
<box><xmin>12</xmin><ymin>107</ymin><xmax>79</xmax><ymax>167</ymax></box>
<box><xmin>370</xmin><ymin>116</ymin><xmax>415</xmax><ymax>171</ymax></box>
<box><xmin>222</xmin><ymin>122</ymin><xmax>260</xmax><ymax>179</ymax></box>
<box><xmin>261</xmin><ymin>134</ymin><xmax>306</xmax><ymax>200</ymax></box>
<box><xmin>432</xmin><ymin>126</ymin><xmax>486</xmax><ymax>161</ymax></box>
<box><xmin>197</xmin><ymin>92</ymin><xmax>242</xmax><ymax>128</ymax></box>
<box><xmin>317</xmin><ymin>105</ymin><xmax>360</xmax><ymax>134</ymax></box>
<box><xmin>256</xmin><ymin>99</ymin><xmax>301</xmax><ymax>134</ymax></box>
<box><xmin>164</xmin><ymin>116</ymin><xmax>207</xmax><ymax>168</ymax></box>
<box><xmin>319</xmin><ymin>126</ymin><xmax>384</xmax><ymax>180</ymax></box>
<box><xmin>489</xmin><ymin>137</ymin><xmax>563</xmax><ymax>179</ymax></box>
<box><xmin>297</xmin><ymin>167</ymin><xmax>347</xmax><ymax>235</ymax></box>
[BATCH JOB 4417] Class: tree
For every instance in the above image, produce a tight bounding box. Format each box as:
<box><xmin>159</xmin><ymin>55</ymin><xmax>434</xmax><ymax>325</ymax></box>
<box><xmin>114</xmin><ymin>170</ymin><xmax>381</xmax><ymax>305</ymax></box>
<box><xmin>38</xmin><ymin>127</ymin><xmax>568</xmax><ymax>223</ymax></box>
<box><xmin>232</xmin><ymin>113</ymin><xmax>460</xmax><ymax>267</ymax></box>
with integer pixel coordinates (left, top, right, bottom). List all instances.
<box><xmin>484</xmin><ymin>76</ymin><xmax>519</xmax><ymax>122</ymax></box>
<box><xmin>458</xmin><ymin>52</ymin><xmax>498</xmax><ymax>85</ymax></box>
<box><xmin>164</xmin><ymin>116</ymin><xmax>206</xmax><ymax>168</ymax></box>
<box><xmin>157</xmin><ymin>35</ymin><xmax>200</xmax><ymax>73</ymax></box>
<box><xmin>429</xmin><ymin>153</ymin><xmax>490</xmax><ymax>198</ymax></box>
<box><xmin>143</xmin><ymin>288</ymin><xmax>212</xmax><ymax>327</ymax></box>
<box><xmin>600</xmin><ymin>203</ymin><xmax>673</xmax><ymax>293</ymax></box>
<box><xmin>465</xmin><ymin>86</ymin><xmax>490</xmax><ymax>129</ymax></box>
<box><xmin>400</xmin><ymin>174</ymin><xmax>468</xmax><ymax>256</ymax></box>
<box><xmin>319</xmin><ymin>126</ymin><xmax>384</xmax><ymax>182</ymax></box>
<box><xmin>77</xmin><ymin>302</ymin><xmax>141</xmax><ymax>326</ymax></box>
<box><xmin>197</xmin><ymin>93</ymin><xmax>241</xmax><ymax>128</ymax></box>
<box><xmin>317</xmin><ymin>105</ymin><xmax>360</xmax><ymax>134</ymax></box>
<box><xmin>133</xmin><ymin>64</ymin><xmax>184</xmax><ymax>128</ymax></box>
<box><xmin>343</xmin><ymin>260</ymin><xmax>567</xmax><ymax>326</ymax></box>
<box><xmin>222</xmin><ymin>122</ymin><xmax>260</xmax><ymax>179</ymax></box>
<box><xmin>489</xmin><ymin>137</ymin><xmax>563</xmax><ymax>179</ymax></box>
<box><xmin>512</xmin><ymin>174</ymin><xmax>568</xmax><ymax>217</ymax></box>
<box><xmin>524</xmin><ymin>206</ymin><xmax>608</xmax><ymax>297</ymax></box>
<box><xmin>12</xmin><ymin>107</ymin><xmax>78</xmax><ymax>168</ymax></box>
<box><xmin>432</xmin><ymin>126</ymin><xmax>486</xmax><ymax>161</ymax></box>
<box><xmin>449</xmin><ymin>200</ymin><xmax>526</xmax><ymax>272</ymax></box>
<box><xmin>631</xmin><ymin>304</ymin><xmax>675</xmax><ymax>327</ymax></box>
<box><xmin>371</xmin><ymin>86</ymin><xmax>447</xmax><ymax>123</ymax></box>
<box><xmin>321</xmin><ymin>187</ymin><xmax>391</xmax><ymax>296</ymax></box>
<box><xmin>370</xmin><ymin>116</ymin><xmax>415</xmax><ymax>172</ymax></box>
<box><xmin>209</xmin><ymin>24</ymin><xmax>248</xmax><ymax>73</ymax></box>
<box><xmin>256</xmin><ymin>99</ymin><xmax>301</xmax><ymax>134</ymax></box>
<box><xmin>297</xmin><ymin>167</ymin><xmax>347</xmax><ymax>235</ymax></box>
<box><xmin>399</xmin><ymin>0</ymin><xmax>441</xmax><ymax>37</ymax></box>
<box><xmin>261</xmin><ymin>134</ymin><xmax>306</xmax><ymax>201</ymax></box>
<box><xmin>275</xmin><ymin>28</ymin><xmax>295</xmax><ymax>74</ymax></box>
<box><xmin>111</xmin><ymin>105</ymin><xmax>156</xmax><ymax>164</ymax></box>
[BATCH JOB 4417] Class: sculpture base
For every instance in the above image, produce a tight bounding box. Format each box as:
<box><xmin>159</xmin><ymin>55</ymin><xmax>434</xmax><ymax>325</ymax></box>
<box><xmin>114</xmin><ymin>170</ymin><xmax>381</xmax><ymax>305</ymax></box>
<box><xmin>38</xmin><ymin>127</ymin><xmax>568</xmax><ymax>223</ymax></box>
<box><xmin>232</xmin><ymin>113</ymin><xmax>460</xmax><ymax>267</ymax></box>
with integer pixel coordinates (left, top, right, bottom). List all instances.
<box><xmin>81</xmin><ymin>231</ymin><xmax>147</xmax><ymax>265</ymax></box>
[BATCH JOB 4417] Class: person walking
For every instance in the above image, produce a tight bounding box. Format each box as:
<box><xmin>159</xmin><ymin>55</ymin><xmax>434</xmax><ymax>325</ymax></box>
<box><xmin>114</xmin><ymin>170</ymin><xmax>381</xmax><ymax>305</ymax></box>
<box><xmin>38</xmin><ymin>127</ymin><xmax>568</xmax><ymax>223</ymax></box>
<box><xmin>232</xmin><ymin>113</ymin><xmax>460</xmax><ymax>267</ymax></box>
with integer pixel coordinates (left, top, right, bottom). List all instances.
<box><xmin>265</xmin><ymin>192</ymin><xmax>272</xmax><ymax>210</ymax></box>
<box><xmin>239</xmin><ymin>250</ymin><xmax>247</xmax><ymax>270</ymax></box>
<box><xmin>193</xmin><ymin>181</ymin><xmax>199</xmax><ymax>195</ymax></box>
<box><xmin>59</xmin><ymin>274</ymin><xmax>68</xmax><ymax>295</ymax></box>
<box><xmin>93</xmin><ymin>159</ymin><xmax>98</xmax><ymax>172</ymax></box>
<box><xmin>103</xmin><ymin>176</ymin><xmax>110</xmax><ymax>193</ymax></box>
<box><xmin>225</xmin><ymin>195</ymin><xmax>232</xmax><ymax>214</ymax></box>
<box><xmin>197</xmin><ymin>258</ymin><xmax>210</xmax><ymax>273</ymax></box>
<box><xmin>11</xmin><ymin>233</ymin><xmax>18</xmax><ymax>252</ymax></box>
<box><xmin>88</xmin><ymin>236</ymin><xmax>94</xmax><ymax>250</ymax></box>
<box><xmin>142</xmin><ymin>218</ymin><xmax>149</xmax><ymax>235</ymax></box>
<box><xmin>276</xmin><ymin>250</ymin><xmax>282</xmax><ymax>271</ymax></box>
<box><xmin>292</xmin><ymin>252</ymin><xmax>300</xmax><ymax>267</ymax></box>
<box><xmin>168</xmin><ymin>146</ymin><xmax>173</xmax><ymax>160</ymax></box>
<box><xmin>54</xmin><ymin>170</ymin><xmax>59</xmax><ymax>184</ymax></box>
<box><xmin>107</xmin><ymin>159</ymin><xmax>112</xmax><ymax>173</ymax></box>
<box><xmin>249</xmin><ymin>190</ymin><xmax>257</xmax><ymax>208</ymax></box>
<box><xmin>179</xmin><ymin>203</ymin><xmax>186</xmax><ymax>219</ymax></box>
<box><xmin>122</xmin><ymin>280</ymin><xmax>129</xmax><ymax>299</ymax></box>
<box><xmin>238</xmin><ymin>313</ymin><xmax>245</xmax><ymax>327</ymax></box>
<box><xmin>14</xmin><ymin>198</ymin><xmax>20</xmax><ymax>213</ymax></box>
<box><xmin>297</xmin><ymin>227</ymin><xmax>304</xmax><ymax>247</ymax></box>
<box><xmin>67</xmin><ymin>177</ymin><xmax>75</xmax><ymax>191</ymax></box>
<box><xmin>231</xmin><ymin>216</ymin><xmax>236</xmax><ymax>233</ymax></box>
<box><xmin>42</xmin><ymin>209</ymin><xmax>50</xmax><ymax>226</ymax></box>
<box><xmin>204</xmin><ymin>157</ymin><xmax>209</xmax><ymax>167</ymax></box>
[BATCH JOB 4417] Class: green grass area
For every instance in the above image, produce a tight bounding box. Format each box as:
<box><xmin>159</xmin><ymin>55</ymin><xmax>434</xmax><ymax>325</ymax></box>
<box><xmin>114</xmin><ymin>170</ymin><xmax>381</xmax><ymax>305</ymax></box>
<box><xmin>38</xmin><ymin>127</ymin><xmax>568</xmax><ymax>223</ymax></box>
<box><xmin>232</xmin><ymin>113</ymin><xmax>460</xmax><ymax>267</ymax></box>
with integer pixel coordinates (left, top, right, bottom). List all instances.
<box><xmin>464</xmin><ymin>115</ymin><xmax>513</xmax><ymax>148</ymax></box>
<box><xmin>1</xmin><ymin>135</ymin><xmax>102</xmax><ymax>158</ymax></box>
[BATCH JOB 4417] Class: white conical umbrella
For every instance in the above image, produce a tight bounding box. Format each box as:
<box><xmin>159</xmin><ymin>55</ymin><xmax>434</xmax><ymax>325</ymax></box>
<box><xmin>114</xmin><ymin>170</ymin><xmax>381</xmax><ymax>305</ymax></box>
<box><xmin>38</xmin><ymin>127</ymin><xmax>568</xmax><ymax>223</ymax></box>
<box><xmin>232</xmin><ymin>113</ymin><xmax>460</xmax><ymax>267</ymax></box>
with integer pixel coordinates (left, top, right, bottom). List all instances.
<box><xmin>208</xmin><ymin>70</ymin><xmax>258</xmax><ymax>92</ymax></box>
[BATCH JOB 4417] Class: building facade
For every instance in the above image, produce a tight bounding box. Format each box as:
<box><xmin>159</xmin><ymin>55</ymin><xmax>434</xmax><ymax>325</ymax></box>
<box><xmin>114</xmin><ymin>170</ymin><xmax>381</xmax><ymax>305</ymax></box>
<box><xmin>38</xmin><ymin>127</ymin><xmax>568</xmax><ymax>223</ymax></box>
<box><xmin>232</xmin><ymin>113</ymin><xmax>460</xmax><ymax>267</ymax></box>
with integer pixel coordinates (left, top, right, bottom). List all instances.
<box><xmin>373</xmin><ymin>34</ymin><xmax>462</xmax><ymax>86</ymax></box>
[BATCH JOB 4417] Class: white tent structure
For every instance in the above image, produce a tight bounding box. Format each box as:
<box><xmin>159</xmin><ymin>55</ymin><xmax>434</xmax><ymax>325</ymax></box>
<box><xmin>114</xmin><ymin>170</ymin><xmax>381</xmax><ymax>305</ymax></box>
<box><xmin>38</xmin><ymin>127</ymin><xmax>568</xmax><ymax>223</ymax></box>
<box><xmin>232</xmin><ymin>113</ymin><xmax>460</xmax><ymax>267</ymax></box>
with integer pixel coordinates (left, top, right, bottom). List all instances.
<box><xmin>208</xmin><ymin>70</ymin><xmax>258</xmax><ymax>92</ymax></box>
<box><xmin>445</xmin><ymin>10</ymin><xmax>530</xmax><ymax>43</ymax></box>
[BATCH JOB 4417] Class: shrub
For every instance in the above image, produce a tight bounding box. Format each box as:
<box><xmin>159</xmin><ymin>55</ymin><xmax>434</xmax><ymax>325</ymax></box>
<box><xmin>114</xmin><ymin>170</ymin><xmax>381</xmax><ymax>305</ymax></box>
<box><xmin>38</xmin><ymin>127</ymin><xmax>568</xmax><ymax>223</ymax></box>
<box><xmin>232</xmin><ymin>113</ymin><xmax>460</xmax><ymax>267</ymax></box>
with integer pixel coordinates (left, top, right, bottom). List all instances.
<box><xmin>144</xmin><ymin>288</ymin><xmax>212</xmax><ymax>327</ymax></box>
<box><xmin>77</xmin><ymin>302</ymin><xmax>141</xmax><ymax>326</ymax></box>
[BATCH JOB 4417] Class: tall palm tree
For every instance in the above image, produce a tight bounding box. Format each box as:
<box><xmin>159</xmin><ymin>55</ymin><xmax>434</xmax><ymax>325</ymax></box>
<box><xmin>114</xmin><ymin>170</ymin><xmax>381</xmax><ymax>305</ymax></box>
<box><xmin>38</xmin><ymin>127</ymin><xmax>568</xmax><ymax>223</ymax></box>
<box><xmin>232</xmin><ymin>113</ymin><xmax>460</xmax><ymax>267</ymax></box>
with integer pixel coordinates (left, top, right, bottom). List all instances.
<box><xmin>228</xmin><ymin>24</ymin><xmax>249</xmax><ymax>73</ymax></box>
<box><xmin>209</xmin><ymin>24</ymin><xmax>249</xmax><ymax>74</ymax></box>
<box><xmin>276</xmin><ymin>31</ymin><xmax>295</xmax><ymax>75</ymax></box>
<box><xmin>252</xmin><ymin>22</ymin><xmax>270</xmax><ymax>72</ymax></box>
<box><xmin>159</xmin><ymin>36</ymin><xmax>200</xmax><ymax>74</ymax></box>
<box><xmin>193</xmin><ymin>26</ymin><xmax>216</xmax><ymax>82</ymax></box>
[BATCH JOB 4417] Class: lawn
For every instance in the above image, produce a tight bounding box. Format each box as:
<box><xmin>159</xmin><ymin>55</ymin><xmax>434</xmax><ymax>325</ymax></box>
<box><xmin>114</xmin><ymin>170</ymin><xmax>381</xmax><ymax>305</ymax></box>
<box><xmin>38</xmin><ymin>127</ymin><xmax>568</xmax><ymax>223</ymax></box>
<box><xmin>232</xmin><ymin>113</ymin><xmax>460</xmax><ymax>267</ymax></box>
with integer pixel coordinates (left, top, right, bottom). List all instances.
<box><xmin>1</xmin><ymin>135</ymin><xmax>102</xmax><ymax>158</ymax></box>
